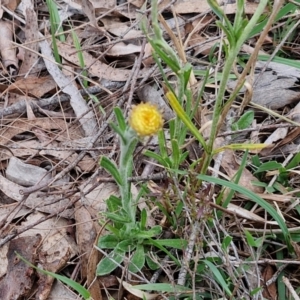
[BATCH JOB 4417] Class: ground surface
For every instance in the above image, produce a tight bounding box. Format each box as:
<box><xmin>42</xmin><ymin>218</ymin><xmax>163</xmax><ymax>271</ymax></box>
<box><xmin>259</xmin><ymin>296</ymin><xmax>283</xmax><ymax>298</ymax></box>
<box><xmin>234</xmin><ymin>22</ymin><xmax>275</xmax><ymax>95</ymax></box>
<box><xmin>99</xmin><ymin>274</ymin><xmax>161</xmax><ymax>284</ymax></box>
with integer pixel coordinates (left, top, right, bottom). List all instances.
<box><xmin>0</xmin><ymin>0</ymin><xmax>300</xmax><ymax>299</ymax></box>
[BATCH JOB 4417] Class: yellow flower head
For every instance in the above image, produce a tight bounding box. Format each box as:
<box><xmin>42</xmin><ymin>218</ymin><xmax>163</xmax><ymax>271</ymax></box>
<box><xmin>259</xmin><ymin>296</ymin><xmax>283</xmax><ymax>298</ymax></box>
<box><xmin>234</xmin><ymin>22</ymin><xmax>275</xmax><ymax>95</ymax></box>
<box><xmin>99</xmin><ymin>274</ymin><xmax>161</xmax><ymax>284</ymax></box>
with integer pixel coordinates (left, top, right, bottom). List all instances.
<box><xmin>129</xmin><ymin>102</ymin><xmax>164</xmax><ymax>136</ymax></box>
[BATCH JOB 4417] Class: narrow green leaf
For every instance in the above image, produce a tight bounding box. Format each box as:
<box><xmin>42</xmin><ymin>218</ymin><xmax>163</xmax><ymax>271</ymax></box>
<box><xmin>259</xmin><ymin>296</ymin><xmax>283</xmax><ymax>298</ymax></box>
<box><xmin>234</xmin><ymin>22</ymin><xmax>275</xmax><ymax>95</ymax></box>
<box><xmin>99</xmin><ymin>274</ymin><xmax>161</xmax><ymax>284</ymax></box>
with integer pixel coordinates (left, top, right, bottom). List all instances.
<box><xmin>254</xmin><ymin>161</ymin><xmax>282</xmax><ymax>174</ymax></box>
<box><xmin>286</xmin><ymin>152</ymin><xmax>300</xmax><ymax>170</ymax></box>
<box><xmin>143</xmin><ymin>149</ymin><xmax>170</xmax><ymax>167</ymax></box>
<box><xmin>16</xmin><ymin>253</ymin><xmax>91</xmax><ymax>300</ymax></box>
<box><xmin>100</xmin><ymin>156</ymin><xmax>122</xmax><ymax>186</ymax></box>
<box><xmin>171</xmin><ymin>139</ymin><xmax>180</xmax><ymax>168</ymax></box>
<box><xmin>114</xmin><ymin>107</ymin><xmax>127</xmax><ymax>132</ymax></box>
<box><xmin>165</xmin><ymin>90</ymin><xmax>208</xmax><ymax>152</ymax></box>
<box><xmin>158</xmin><ymin>129</ymin><xmax>168</xmax><ymax>158</ymax></box>
<box><xmin>197</xmin><ymin>175</ymin><xmax>292</xmax><ymax>250</ymax></box>
<box><xmin>203</xmin><ymin>260</ymin><xmax>232</xmax><ymax>296</ymax></box>
<box><xmin>140</xmin><ymin>209</ymin><xmax>147</xmax><ymax>230</ymax></box>
<box><xmin>245</xmin><ymin>230</ymin><xmax>260</xmax><ymax>247</ymax></box>
<box><xmin>104</xmin><ymin>212</ymin><xmax>131</xmax><ymax>223</ymax></box>
<box><xmin>109</xmin><ymin>122</ymin><xmax>126</xmax><ymax>144</ymax></box>
<box><xmin>221</xmin><ymin>236</ymin><xmax>232</xmax><ymax>251</ymax></box>
<box><xmin>154</xmin><ymin>239</ymin><xmax>187</xmax><ymax>249</ymax></box>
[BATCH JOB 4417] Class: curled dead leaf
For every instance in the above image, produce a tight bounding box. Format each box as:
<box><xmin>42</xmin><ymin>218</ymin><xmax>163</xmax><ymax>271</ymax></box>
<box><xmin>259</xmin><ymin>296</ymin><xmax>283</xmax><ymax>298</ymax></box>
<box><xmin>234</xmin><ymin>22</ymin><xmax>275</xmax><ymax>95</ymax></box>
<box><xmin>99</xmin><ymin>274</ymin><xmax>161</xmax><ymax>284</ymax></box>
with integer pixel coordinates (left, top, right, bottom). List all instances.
<box><xmin>0</xmin><ymin>20</ymin><xmax>18</xmax><ymax>74</ymax></box>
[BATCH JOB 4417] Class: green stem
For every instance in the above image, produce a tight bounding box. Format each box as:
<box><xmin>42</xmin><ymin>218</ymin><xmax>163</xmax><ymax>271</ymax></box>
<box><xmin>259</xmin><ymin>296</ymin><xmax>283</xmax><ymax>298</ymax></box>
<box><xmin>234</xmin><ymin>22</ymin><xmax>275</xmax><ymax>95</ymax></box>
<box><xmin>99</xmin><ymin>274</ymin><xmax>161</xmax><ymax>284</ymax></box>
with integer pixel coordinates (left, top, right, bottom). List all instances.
<box><xmin>119</xmin><ymin>131</ymin><xmax>138</xmax><ymax>222</ymax></box>
<box><xmin>201</xmin><ymin>0</ymin><xmax>268</xmax><ymax>174</ymax></box>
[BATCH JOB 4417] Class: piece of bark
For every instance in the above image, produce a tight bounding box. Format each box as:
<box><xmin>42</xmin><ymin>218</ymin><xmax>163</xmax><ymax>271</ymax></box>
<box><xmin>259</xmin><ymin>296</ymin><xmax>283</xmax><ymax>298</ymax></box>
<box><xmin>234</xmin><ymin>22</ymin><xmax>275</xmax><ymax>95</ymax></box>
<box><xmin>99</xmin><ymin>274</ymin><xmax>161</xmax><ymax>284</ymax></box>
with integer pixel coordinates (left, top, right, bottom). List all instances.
<box><xmin>0</xmin><ymin>234</ymin><xmax>42</xmax><ymax>299</ymax></box>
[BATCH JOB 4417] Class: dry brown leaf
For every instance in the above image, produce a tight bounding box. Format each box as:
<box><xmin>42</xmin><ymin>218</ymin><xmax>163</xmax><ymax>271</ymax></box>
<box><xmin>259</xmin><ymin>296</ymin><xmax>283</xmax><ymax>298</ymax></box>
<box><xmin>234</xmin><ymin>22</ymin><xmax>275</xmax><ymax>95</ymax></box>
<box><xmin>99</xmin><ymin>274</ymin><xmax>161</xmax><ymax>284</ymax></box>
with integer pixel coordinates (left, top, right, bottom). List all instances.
<box><xmin>81</xmin><ymin>0</ymin><xmax>114</xmax><ymax>31</ymax></box>
<box><xmin>160</xmin><ymin>0</ymin><xmax>261</xmax><ymax>14</ymax></box>
<box><xmin>0</xmin><ymin>203</ymin><xmax>30</xmax><ymax>224</ymax></box>
<box><xmin>106</xmin><ymin>42</ymin><xmax>142</xmax><ymax>56</ymax></box>
<box><xmin>87</xmin><ymin>245</ymin><xmax>102</xmax><ymax>300</ymax></box>
<box><xmin>2</xmin><ymin>0</ymin><xmax>21</xmax><ymax>11</ymax></box>
<box><xmin>0</xmin><ymin>140</ymin><xmax>95</xmax><ymax>173</ymax></box>
<box><xmin>159</xmin><ymin>0</ymin><xmax>214</xmax><ymax>13</ymax></box>
<box><xmin>57</xmin><ymin>40</ymin><xmax>144</xmax><ymax>81</ymax></box>
<box><xmin>221</xmin><ymin>150</ymin><xmax>263</xmax><ymax>193</ymax></box>
<box><xmin>142</xmin><ymin>43</ymin><xmax>154</xmax><ymax>67</ymax></box>
<box><xmin>75</xmin><ymin>202</ymin><xmax>97</xmax><ymax>278</ymax></box>
<box><xmin>101</xmin><ymin>17</ymin><xmax>143</xmax><ymax>39</ymax></box>
<box><xmin>117</xmin><ymin>278</ymin><xmax>158</xmax><ymax>300</ymax></box>
<box><xmin>227</xmin><ymin>203</ymin><xmax>277</xmax><ymax>225</ymax></box>
<box><xmin>0</xmin><ymin>20</ymin><xmax>18</xmax><ymax>74</ymax></box>
<box><xmin>40</xmin><ymin>38</ymin><xmax>98</xmax><ymax>137</ymax></box>
<box><xmin>19</xmin><ymin>212</ymin><xmax>78</xmax><ymax>299</ymax></box>
<box><xmin>0</xmin><ymin>118</ymin><xmax>82</xmax><ymax>145</ymax></box>
<box><xmin>37</xmin><ymin>248</ymin><xmax>72</xmax><ymax>300</ymax></box>
<box><xmin>128</xmin><ymin>0</ymin><xmax>145</xmax><ymax>8</ymax></box>
<box><xmin>18</xmin><ymin>8</ymin><xmax>40</xmax><ymax>76</ymax></box>
<box><xmin>83</xmin><ymin>182</ymin><xmax>118</xmax><ymax>212</ymax></box>
<box><xmin>0</xmin><ymin>174</ymin><xmax>74</xmax><ymax>217</ymax></box>
<box><xmin>262</xmin><ymin>126</ymin><xmax>300</xmax><ymax>156</ymax></box>
<box><xmin>6</xmin><ymin>76</ymin><xmax>57</xmax><ymax>98</ymax></box>
<box><xmin>262</xmin><ymin>265</ymin><xmax>277</xmax><ymax>300</ymax></box>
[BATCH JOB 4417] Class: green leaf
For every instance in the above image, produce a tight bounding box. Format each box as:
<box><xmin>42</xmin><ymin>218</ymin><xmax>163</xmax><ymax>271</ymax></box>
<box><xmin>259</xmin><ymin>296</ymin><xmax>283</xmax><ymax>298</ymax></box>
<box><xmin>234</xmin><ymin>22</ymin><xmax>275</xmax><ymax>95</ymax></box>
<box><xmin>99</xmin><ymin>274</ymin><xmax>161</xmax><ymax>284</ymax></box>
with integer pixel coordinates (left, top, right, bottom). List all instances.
<box><xmin>140</xmin><ymin>209</ymin><xmax>147</xmax><ymax>230</ymax></box>
<box><xmin>122</xmin><ymin>137</ymin><xmax>138</xmax><ymax>169</ymax></box>
<box><xmin>197</xmin><ymin>174</ymin><xmax>292</xmax><ymax>251</ymax></box>
<box><xmin>106</xmin><ymin>195</ymin><xmax>122</xmax><ymax>212</ymax></box>
<box><xmin>175</xmin><ymin>200</ymin><xmax>184</xmax><ymax>217</ymax></box>
<box><xmin>154</xmin><ymin>239</ymin><xmax>187</xmax><ymax>249</ymax></box>
<box><xmin>104</xmin><ymin>212</ymin><xmax>131</xmax><ymax>224</ymax></box>
<box><xmin>245</xmin><ymin>230</ymin><xmax>262</xmax><ymax>247</ymax></box>
<box><xmin>71</xmin><ymin>30</ymin><xmax>88</xmax><ymax>88</ymax></box>
<box><xmin>165</xmin><ymin>90</ymin><xmax>208</xmax><ymax>152</ymax></box>
<box><xmin>232</xmin><ymin>110</ymin><xmax>254</xmax><ymax>131</ymax></box>
<box><xmin>149</xmin><ymin>40</ymin><xmax>180</xmax><ymax>73</ymax></box>
<box><xmin>203</xmin><ymin>260</ymin><xmax>232</xmax><ymax>296</ymax></box>
<box><xmin>182</xmin><ymin>63</ymin><xmax>192</xmax><ymax>89</ymax></box>
<box><xmin>286</xmin><ymin>152</ymin><xmax>300</xmax><ymax>170</ymax></box>
<box><xmin>128</xmin><ymin>244</ymin><xmax>145</xmax><ymax>273</ymax></box>
<box><xmin>251</xmin><ymin>155</ymin><xmax>261</xmax><ymax>167</ymax></box>
<box><xmin>114</xmin><ymin>107</ymin><xmax>126</xmax><ymax>131</ymax></box>
<box><xmin>221</xmin><ymin>236</ymin><xmax>232</xmax><ymax>251</ymax></box>
<box><xmin>100</xmin><ymin>156</ymin><xmax>122</xmax><ymax>186</ymax></box>
<box><xmin>158</xmin><ymin>129</ymin><xmax>168</xmax><ymax>158</ymax></box>
<box><xmin>250</xmin><ymin>287</ymin><xmax>263</xmax><ymax>296</ymax></box>
<box><xmin>109</xmin><ymin>122</ymin><xmax>126</xmax><ymax>144</ymax></box>
<box><xmin>254</xmin><ymin>161</ymin><xmax>282</xmax><ymax>174</ymax></box>
<box><xmin>250</xmin><ymin>2</ymin><xmax>299</xmax><ymax>38</ymax></box>
<box><xmin>16</xmin><ymin>253</ymin><xmax>91</xmax><ymax>300</ymax></box>
<box><xmin>135</xmin><ymin>226</ymin><xmax>162</xmax><ymax>239</ymax></box>
<box><xmin>96</xmin><ymin>249</ymin><xmax>125</xmax><ymax>276</ymax></box>
<box><xmin>146</xmin><ymin>255</ymin><xmax>159</xmax><ymax>270</ymax></box>
<box><xmin>144</xmin><ymin>239</ymin><xmax>180</xmax><ymax>266</ymax></box>
<box><xmin>118</xmin><ymin>240</ymin><xmax>135</xmax><ymax>252</ymax></box>
<box><xmin>143</xmin><ymin>150</ymin><xmax>170</xmax><ymax>167</ymax></box>
<box><xmin>98</xmin><ymin>234</ymin><xmax>119</xmax><ymax>249</ymax></box>
<box><xmin>171</xmin><ymin>139</ymin><xmax>180</xmax><ymax>168</ymax></box>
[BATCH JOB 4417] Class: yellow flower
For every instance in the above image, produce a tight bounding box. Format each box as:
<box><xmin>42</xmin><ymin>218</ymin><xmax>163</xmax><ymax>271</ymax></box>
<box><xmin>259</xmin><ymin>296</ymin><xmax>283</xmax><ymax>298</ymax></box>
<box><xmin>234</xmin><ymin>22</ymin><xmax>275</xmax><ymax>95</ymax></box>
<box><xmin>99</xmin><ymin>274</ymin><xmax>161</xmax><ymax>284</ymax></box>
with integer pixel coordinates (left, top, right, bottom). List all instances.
<box><xmin>129</xmin><ymin>102</ymin><xmax>164</xmax><ymax>136</ymax></box>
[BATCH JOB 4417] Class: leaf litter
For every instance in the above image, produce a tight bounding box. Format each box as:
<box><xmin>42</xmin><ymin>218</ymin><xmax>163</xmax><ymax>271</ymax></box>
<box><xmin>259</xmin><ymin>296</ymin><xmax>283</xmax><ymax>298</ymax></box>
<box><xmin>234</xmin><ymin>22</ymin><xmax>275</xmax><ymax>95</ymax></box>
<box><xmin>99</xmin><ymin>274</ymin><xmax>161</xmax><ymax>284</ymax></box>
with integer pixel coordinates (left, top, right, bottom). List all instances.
<box><xmin>0</xmin><ymin>0</ymin><xmax>300</xmax><ymax>299</ymax></box>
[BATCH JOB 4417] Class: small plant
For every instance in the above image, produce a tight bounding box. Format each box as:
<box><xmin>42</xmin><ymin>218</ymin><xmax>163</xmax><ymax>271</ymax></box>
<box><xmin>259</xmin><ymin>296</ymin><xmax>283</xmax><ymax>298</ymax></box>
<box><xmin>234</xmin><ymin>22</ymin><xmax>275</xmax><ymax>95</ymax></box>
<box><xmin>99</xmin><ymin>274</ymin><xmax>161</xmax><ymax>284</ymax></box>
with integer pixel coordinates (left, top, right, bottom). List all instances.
<box><xmin>97</xmin><ymin>104</ymin><xmax>186</xmax><ymax>276</ymax></box>
<box><xmin>46</xmin><ymin>0</ymin><xmax>65</xmax><ymax>65</ymax></box>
